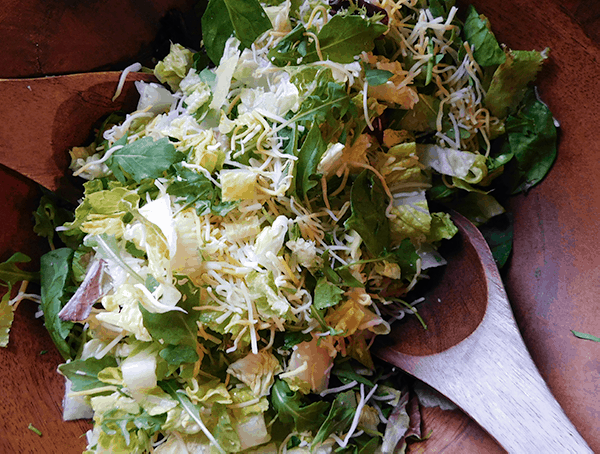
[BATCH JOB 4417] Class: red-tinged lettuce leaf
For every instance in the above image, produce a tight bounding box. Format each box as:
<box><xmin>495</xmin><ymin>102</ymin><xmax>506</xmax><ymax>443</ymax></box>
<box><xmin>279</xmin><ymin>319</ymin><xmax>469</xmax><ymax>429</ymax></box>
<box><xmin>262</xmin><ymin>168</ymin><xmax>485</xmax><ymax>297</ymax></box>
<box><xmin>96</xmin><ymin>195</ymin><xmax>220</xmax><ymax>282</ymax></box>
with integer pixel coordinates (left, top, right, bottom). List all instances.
<box><xmin>485</xmin><ymin>49</ymin><xmax>548</xmax><ymax>118</ymax></box>
<box><xmin>58</xmin><ymin>259</ymin><xmax>109</xmax><ymax>322</ymax></box>
<box><xmin>462</xmin><ymin>5</ymin><xmax>506</xmax><ymax>67</ymax></box>
<box><xmin>381</xmin><ymin>391</ymin><xmax>410</xmax><ymax>453</ymax></box>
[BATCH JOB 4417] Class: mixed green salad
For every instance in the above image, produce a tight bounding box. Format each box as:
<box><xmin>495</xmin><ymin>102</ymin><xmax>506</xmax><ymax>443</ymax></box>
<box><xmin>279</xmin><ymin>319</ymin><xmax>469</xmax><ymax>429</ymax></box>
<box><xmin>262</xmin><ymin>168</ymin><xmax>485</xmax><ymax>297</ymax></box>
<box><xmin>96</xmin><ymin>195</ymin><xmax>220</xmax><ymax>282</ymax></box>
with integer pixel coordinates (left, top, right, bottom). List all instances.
<box><xmin>1</xmin><ymin>0</ymin><xmax>557</xmax><ymax>452</ymax></box>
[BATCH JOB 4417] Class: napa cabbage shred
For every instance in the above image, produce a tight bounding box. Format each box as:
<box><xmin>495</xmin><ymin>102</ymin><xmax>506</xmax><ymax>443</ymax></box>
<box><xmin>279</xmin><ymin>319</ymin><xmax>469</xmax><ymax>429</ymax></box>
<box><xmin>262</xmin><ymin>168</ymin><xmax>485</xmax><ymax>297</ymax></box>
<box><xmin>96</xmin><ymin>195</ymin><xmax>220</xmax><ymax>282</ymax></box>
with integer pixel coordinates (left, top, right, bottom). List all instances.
<box><xmin>1</xmin><ymin>0</ymin><xmax>558</xmax><ymax>452</ymax></box>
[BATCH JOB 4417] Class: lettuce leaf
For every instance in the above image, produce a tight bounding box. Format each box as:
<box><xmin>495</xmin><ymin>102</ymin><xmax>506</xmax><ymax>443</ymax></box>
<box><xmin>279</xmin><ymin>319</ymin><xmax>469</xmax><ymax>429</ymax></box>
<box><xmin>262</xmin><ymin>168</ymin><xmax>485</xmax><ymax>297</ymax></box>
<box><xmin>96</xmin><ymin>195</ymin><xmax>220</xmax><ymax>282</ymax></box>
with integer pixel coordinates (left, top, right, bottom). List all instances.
<box><xmin>313</xmin><ymin>277</ymin><xmax>345</xmax><ymax>310</ymax></box>
<box><xmin>202</xmin><ymin>0</ymin><xmax>272</xmax><ymax>65</ymax></box>
<box><xmin>571</xmin><ymin>330</ymin><xmax>600</xmax><ymax>342</ymax></box>
<box><xmin>107</xmin><ymin>137</ymin><xmax>184</xmax><ymax>184</ymax></box>
<box><xmin>40</xmin><ymin>248</ymin><xmax>76</xmax><ymax>360</ymax></box>
<box><xmin>268</xmin><ymin>15</ymin><xmax>386</xmax><ymax>66</ymax></box>
<box><xmin>311</xmin><ymin>391</ymin><xmax>357</xmax><ymax>447</ymax></box>
<box><xmin>499</xmin><ymin>89</ymin><xmax>558</xmax><ymax>194</ymax></box>
<box><xmin>58</xmin><ymin>356</ymin><xmax>119</xmax><ymax>392</ymax></box>
<box><xmin>345</xmin><ymin>170</ymin><xmax>390</xmax><ymax>256</ymax></box>
<box><xmin>462</xmin><ymin>5</ymin><xmax>506</xmax><ymax>67</ymax></box>
<box><xmin>294</xmin><ymin>122</ymin><xmax>327</xmax><ymax>199</ymax></box>
<box><xmin>270</xmin><ymin>379</ymin><xmax>329</xmax><ymax>433</ymax></box>
<box><xmin>485</xmin><ymin>49</ymin><xmax>548</xmax><ymax>118</ymax></box>
<box><xmin>140</xmin><ymin>281</ymin><xmax>200</xmax><ymax>346</ymax></box>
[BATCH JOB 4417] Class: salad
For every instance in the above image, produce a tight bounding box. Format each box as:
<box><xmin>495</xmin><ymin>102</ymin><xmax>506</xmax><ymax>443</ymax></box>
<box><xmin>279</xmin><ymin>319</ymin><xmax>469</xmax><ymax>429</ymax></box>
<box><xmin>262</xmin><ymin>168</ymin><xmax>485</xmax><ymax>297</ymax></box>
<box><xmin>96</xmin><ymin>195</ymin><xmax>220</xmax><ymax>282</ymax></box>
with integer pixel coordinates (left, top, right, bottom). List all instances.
<box><xmin>1</xmin><ymin>0</ymin><xmax>557</xmax><ymax>452</ymax></box>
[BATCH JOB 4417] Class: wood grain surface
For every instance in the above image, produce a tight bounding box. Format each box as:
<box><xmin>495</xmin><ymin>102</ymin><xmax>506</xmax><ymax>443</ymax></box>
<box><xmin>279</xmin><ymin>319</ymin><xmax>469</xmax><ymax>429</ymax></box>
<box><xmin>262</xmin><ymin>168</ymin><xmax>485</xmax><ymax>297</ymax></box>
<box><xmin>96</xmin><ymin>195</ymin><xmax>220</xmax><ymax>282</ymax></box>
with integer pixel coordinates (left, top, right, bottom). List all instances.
<box><xmin>0</xmin><ymin>0</ymin><xmax>598</xmax><ymax>453</ymax></box>
<box><xmin>377</xmin><ymin>213</ymin><xmax>592</xmax><ymax>452</ymax></box>
<box><xmin>0</xmin><ymin>0</ymin><xmax>199</xmax><ymax>78</ymax></box>
<box><xmin>0</xmin><ymin>72</ymin><xmax>156</xmax><ymax>194</ymax></box>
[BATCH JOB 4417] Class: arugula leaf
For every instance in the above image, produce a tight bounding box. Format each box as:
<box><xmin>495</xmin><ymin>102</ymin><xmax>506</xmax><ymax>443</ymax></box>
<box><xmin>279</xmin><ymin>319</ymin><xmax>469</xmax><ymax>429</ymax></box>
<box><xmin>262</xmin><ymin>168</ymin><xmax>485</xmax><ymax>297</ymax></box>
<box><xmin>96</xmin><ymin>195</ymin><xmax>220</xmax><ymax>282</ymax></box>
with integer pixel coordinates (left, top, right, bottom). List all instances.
<box><xmin>314</xmin><ymin>277</ymin><xmax>345</xmax><ymax>310</ymax></box>
<box><xmin>58</xmin><ymin>356</ymin><xmax>118</xmax><ymax>392</ymax></box>
<box><xmin>365</xmin><ymin>68</ymin><xmax>394</xmax><ymax>86</ymax></box>
<box><xmin>85</xmin><ymin>234</ymin><xmax>145</xmax><ymax>284</ymax></box>
<box><xmin>0</xmin><ymin>252</ymin><xmax>39</xmax><ymax>292</ymax></box>
<box><xmin>463</xmin><ymin>5</ymin><xmax>506</xmax><ymax>67</ymax></box>
<box><xmin>160</xmin><ymin>379</ymin><xmax>225</xmax><ymax>451</ymax></box>
<box><xmin>100</xmin><ymin>407</ymin><xmax>166</xmax><ymax>440</ymax></box>
<box><xmin>287</xmin><ymin>74</ymin><xmax>353</xmax><ymax>128</ymax></box>
<box><xmin>279</xmin><ymin>331</ymin><xmax>313</xmax><ymax>350</ymax></box>
<box><xmin>40</xmin><ymin>248</ymin><xmax>75</xmax><ymax>360</ymax></box>
<box><xmin>397</xmin><ymin>94</ymin><xmax>440</xmax><ymax>132</ymax></box>
<box><xmin>385</xmin><ymin>238</ymin><xmax>420</xmax><ymax>278</ymax></box>
<box><xmin>428</xmin><ymin>0</ymin><xmax>457</xmax><ymax>20</ymax></box>
<box><xmin>312</xmin><ymin>14</ymin><xmax>387</xmax><ymax>64</ymax></box>
<box><xmin>33</xmin><ymin>195</ymin><xmax>75</xmax><ymax>250</ymax></box>
<box><xmin>485</xmin><ymin>49</ymin><xmax>548</xmax><ymax>118</ymax></box>
<box><xmin>268</xmin><ymin>15</ymin><xmax>386</xmax><ymax>66</ymax></box>
<box><xmin>571</xmin><ymin>330</ymin><xmax>600</xmax><ymax>342</ymax></box>
<box><xmin>267</xmin><ymin>24</ymin><xmax>309</xmax><ymax>67</ymax></box>
<box><xmin>479</xmin><ymin>213</ymin><xmax>513</xmax><ymax>268</ymax></box>
<box><xmin>140</xmin><ymin>281</ymin><xmax>200</xmax><ymax>346</ymax></box>
<box><xmin>500</xmin><ymin>89</ymin><xmax>558</xmax><ymax>194</ymax></box>
<box><xmin>202</xmin><ymin>0</ymin><xmax>272</xmax><ymax>65</ymax></box>
<box><xmin>294</xmin><ymin>122</ymin><xmax>327</xmax><ymax>199</ymax></box>
<box><xmin>270</xmin><ymin>379</ymin><xmax>330</xmax><ymax>433</ymax></box>
<box><xmin>331</xmin><ymin>359</ymin><xmax>375</xmax><ymax>387</ymax></box>
<box><xmin>168</xmin><ymin>164</ymin><xmax>237</xmax><ymax>216</ymax></box>
<box><xmin>345</xmin><ymin>170</ymin><xmax>390</xmax><ymax>256</ymax></box>
<box><xmin>159</xmin><ymin>344</ymin><xmax>200</xmax><ymax>366</ymax></box>
<box><xmin>311</xmin><ymin>391</ymin><xmax>357</xmax><ymax>447</ymax></box>
<box><xmin>106</xmin><ymin>137</ymin><xmax>184</xmax><ymax>184</ymax></box>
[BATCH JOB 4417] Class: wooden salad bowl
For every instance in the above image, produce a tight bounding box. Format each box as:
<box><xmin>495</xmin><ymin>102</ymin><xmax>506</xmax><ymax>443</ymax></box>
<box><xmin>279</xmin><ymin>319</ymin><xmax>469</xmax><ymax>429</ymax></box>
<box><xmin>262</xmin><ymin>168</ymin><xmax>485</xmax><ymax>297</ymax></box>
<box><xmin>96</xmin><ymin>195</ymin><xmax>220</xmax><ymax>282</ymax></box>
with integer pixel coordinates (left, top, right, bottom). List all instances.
<box><xmin>0</xmin><ymin>0</ymin><xmax>599</xmax><ymax>453</ymax></box>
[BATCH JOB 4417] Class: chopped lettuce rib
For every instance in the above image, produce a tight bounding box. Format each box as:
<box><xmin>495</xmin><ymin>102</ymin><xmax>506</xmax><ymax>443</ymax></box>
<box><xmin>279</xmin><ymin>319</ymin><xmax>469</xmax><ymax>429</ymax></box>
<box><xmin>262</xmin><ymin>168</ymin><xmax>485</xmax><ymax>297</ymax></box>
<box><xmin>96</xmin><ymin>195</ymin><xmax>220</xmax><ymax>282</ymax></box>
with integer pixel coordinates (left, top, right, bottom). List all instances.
<box><xmin>37</xmin><ymin>1</ymin><xmax>557</xmax><ymax>453</ymax></box>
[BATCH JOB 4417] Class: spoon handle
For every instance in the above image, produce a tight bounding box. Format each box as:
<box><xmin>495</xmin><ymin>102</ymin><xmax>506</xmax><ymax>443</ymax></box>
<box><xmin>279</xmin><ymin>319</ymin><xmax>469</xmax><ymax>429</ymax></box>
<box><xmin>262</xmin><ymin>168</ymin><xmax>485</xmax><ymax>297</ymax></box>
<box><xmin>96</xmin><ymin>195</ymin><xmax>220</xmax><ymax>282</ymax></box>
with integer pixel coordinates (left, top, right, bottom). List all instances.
<box><xmin>422</xmin><ymin>281</ymin><xmax>591</xmax><ymax>453</ymax></box>
<box><xmin>378</xmin><ymin>219</ymin><xmax>592</xmax><ymax>453</ymax></box>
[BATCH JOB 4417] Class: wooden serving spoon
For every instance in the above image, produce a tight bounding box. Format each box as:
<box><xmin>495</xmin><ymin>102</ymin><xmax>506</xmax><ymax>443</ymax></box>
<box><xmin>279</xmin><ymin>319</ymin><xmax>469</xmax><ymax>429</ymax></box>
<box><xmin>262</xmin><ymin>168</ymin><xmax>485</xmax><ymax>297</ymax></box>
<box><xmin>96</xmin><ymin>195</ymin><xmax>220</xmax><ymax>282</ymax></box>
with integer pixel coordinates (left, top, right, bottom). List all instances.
<box><xmin>374</xmin><ymin>211</ymin><xmax>593</xmax><ymax>453</ymax></box>
<box><xmin>0</xmin><ymin>72</ymin><xmax>157</xmax><ymax>196</ymax></box>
